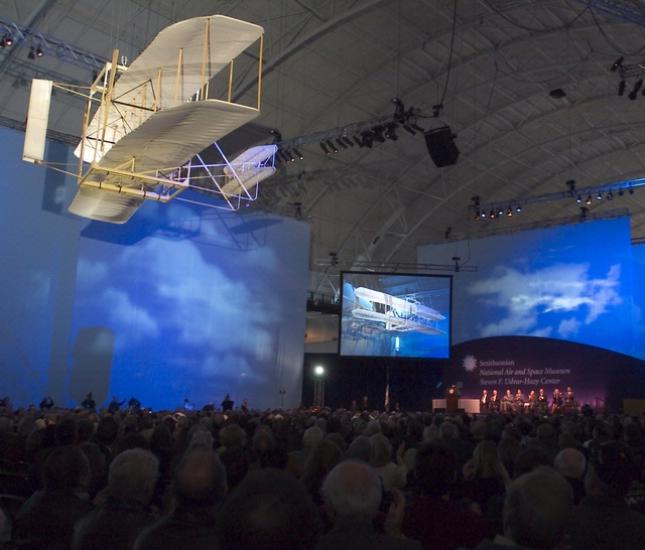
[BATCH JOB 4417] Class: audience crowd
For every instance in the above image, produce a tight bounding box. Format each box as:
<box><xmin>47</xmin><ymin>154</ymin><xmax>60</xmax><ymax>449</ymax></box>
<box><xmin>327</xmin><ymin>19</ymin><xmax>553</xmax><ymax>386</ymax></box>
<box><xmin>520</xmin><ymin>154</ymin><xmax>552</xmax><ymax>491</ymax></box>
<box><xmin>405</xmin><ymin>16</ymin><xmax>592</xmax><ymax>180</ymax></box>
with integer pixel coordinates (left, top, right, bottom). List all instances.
<box><xmin>0</xmin><ymin>398</ymin><xmax>644</xmax><ymax>549</ymax></box>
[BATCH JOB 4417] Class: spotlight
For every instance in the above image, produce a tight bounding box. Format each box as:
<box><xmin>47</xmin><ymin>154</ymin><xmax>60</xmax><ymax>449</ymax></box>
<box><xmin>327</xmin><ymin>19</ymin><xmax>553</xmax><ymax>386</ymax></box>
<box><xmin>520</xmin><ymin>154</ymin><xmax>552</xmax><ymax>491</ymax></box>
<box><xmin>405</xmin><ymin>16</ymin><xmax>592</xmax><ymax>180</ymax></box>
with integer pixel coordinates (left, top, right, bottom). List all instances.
<box><xmin>286</xmin><ymin>149</ymin><xmax>296</xmax><ymax>162</ymax></box>
<box><xmin>35</xmin><ymin>46</ymin><xmax>44</xmax><ymax>58</ymax></box>
<box><xmin>597</xmin><ymin>191</ymin><xmax>603</xmax><ymax>200</ymax></box>
<box><xmin>474</xmin><ymin>210</ymin><xmax>481</xmax><ymax>221</ymax></box>
<box><xmin>488</xmin><ymin>209</ymin><xmax>495</xmax><ymax>219</ymax></box>
<box><xmin>278</xmin><ymin>150</ymin><xmax>291</xmax><ymax>163</ymax></box>
<box><xmin>293</xmin><ymin>148</ymin><xmax>304</xmax><ymax>160</ymax></box>
<box><xmin>2</xmin><ymin>35</ymin><xmax>13</xmax><ymax>47</ymax></box>
<box><xmin>360</xmin><ymin>131</ymin><xmax>374</xmax><ymax>148</ymax></box>
<box><xmin>28</xmin><ymin>47</ymin><xmax>35</xmax><ymax>60</ymax></box>
<box><xmin>506</xmin><ymin>207</ymin><xmax>513</xmax><ymax>217</ymax></box>
<box><xmin>342</xmin><ymin>136</ymin><xmax>354</xmax><ymax>147</ymax></box>
<box><xmin>480</xmin><ymin>210</ymin><xmax>487</xmax><ymax>219</ymax></box>
<box><xmin>269</xmin><ymin>128</ymin><xmax>283</xmax><ymax>143</ymax></box>
<box><xmin>497</xmin><ymin>207</ymin><xmax>504</xmax><ymax>217</ymax></box>
<box><xmin>384</xmin><ymin>123</ymin><xmax>398</xmax><ymax>141</ymax></box>
<box><xmin>402</xmin><ymin>124</ymin><xmax>416</xmax><ymax>135</ymax></box>
<box><xmin>610</xmin><ymin>56</ymin><xmax>624</xmax><ymax>72</ymax></box>
<box><xmin>576</xmin><ymin>195</ymin><xmax>582</xmax><ymax>204</ymax></box>
<box><xmin>629</xmin><ymin>187</ymin><xmax>634</xmax><ymax>195</ymax></box>
<box><xmin>585</xmin><ymin>195</ymin><xmax>592</xmax><ymax>205</ymax></box>
<box><xmin>352</xmin><ymin>136</ymin><xmax>364</xmax><ymax>147</ymax></box>
<box><xmin>320</xmin><ymin>142</ymin><xmax>330</xmax><ymax>155</ymax></box>
<box><xmin>618</xmin><ymin>80</ymin><xmax>626</xmax><ymax>96</ymax></box>
<box><xmin>326</xmin><ymin>139</ymin><xmax>338</xmax><ymax>153</ymax></box>
<box><xmin>335</xmin><ymin>138</ymin><xmax>348</xmax><ymax>149</ymax></box>
<box><xmin>313</xmin><ymin>365</ymin><xmax>325</xmax><ymax>377</ymax></box>
<box><xmin>629</xmin><ymin>78</ymin><xmax>643</xmax><ymax>100</ymax></box>
<box><xmin>515</xmin><ymin>205</ymin><xmax>522</xmax><ymax>213</ymax></box>
<box><xmin>371</xmin><ymin>126</ymin><xmax>385</xmax><ymax>143</ymax></box>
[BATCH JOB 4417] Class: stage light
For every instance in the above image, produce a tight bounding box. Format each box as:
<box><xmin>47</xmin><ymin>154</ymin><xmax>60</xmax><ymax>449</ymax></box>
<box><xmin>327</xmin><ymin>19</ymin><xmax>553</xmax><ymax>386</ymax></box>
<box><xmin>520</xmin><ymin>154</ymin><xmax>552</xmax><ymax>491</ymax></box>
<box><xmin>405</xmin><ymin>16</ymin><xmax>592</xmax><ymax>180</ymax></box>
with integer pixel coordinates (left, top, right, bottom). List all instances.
<box><xmin>506</xmin><ymin>207</ymin><xmax>513</xmax><ymax>217</ymax></box>
<box><xmin>402</xmin><ymin>124</ymin><xmax>416</xmax><ymax>135</ymax></box>
<box><xmin>597</xmin><ymin>191</ymin><xmax>603</xmax><ymax>200</ymax></box>
<box><xmin>585</xmin><ymin>195</ymin><xmax>592</xmax><ymax>205</ymax></box>
<box><xmin>610</xmin><ymin>56</ymin><xmax>624</xmax><ymax>72</ymax></box>
<box><xmin>474</xmin><ymin>210</ymin><xmax>480</xmax><ymax>221</ymax></box>
<box><xmin>352</xmin><ymin>136</ymin><xmax>364</xmax><ymax>147</ymax></box>
<box><xmin>515</xmin><ymin>205</ymin><xmax>522</xmax><ymax>213</ymax></box>
<box><xmin>360</xmin><ymin>131</ymin><xmax>374</xmax><ymax>148</ymax></box>
<box><xmin>314</xmin><ymin>365</ymin><xmax>325</xmax><ymax>377</ymax></box>
<box><xmin>371</xmin><ymin>126</ymin><xmax>385</xmax><ymax>143</ymax></box>
<box><xmin>320</xmin><ymin>142</ymin><xmax>330</xmax><ymax>155</ymax></box>
<box><xmin>480</xmin><ymin>210</ymin><xmax>487</xmax><ymax>219</ymax></box>
<box><xmin>384</xmin><ymin>123</ymin><xmax>398</xmax><ymax>141</ymax></box>
<box><xmin>293</xmin><ymin>148</ymin><xmax>304</xmax><ymax>160</ymax></box>
<box><xmin>488</xmin><ymin>209</ymin><xmax>495</xmax><ymax>219</ymax></box>
<box><xmin>28</xmin><ymin>47</ymin><xmax>35</xmax><ymax>60</ymax></box>
<box><xmin>326</xmin><ymin>139</ymin><xmax>338</xmax><ymax>153</ymax></box>
<box><xmin>629</xmin><ymin>78</ymin><xmax>643</xmax><ymax>100</ymax></box>
<box><xmin>336</xmin><ymin>138</ymin><xmax>348</xmax><ymax>149</ymax></box>
<box><xmin>287</xmin><ymin>149</ymin><xmax>296</xmax><ymax>162</ymax></box>
<box><xmin>629</xmin><ymin>187</ymin><xmax>635</xmax><ymax>194</ymax></box>
<box><xmin>497</xmin><ymin>208</ymin><xmax>504</xmax><ymax>217</ymax></box>
<box><xmin>576</xmin><ymin>195</ymin><xmax>582</xmax><ymax>204</ymax></box>
<box><xmin>618</xmin><ymin>80</ymin><xmax>626</xmax><ymax>96</ymax></box>
<box><xmin>36</xmin><ymin>46</ymin><xmax>44</xmax><ymax>58</ymax></box>
<box><xmin>342</xmin><ymin>136</ymin><xmax>354</xmax><ymax>147</ymax></box>
<box><xmin>2</xmin><ymin>34</ymin><xmax>13</xmax><ymax>47</ymax></box>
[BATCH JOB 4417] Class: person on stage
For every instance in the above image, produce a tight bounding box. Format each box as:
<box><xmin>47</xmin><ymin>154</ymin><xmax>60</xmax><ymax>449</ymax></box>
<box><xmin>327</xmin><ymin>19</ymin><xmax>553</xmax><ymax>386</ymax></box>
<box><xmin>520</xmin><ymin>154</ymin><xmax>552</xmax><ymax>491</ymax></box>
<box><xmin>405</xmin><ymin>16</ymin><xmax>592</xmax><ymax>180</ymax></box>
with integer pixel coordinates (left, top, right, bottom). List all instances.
<box><xmin>490</xmin><ymin>389</ymin><xmax>499</xmax><ymax>411</ymax></box>
<box><xmin>552</xmin><ymin>388</ymin><xmax>563</xmax><ymax>413</ymax></box>
<box><xmin>564</xmin><ymin>386</ymin><xmax>576</xmax><ymax>412</ymax></box>
<box><xmin>479</xmin><ymin>389</ymin><xmax>489</xmax><ymax>413</ymax></box>
<box><xmin>527</xmin><ymin>389</ymin><xmax>536</xmax><ymax>409</ymax></box>
<box><xmin>221</xmin><ymin>393</ymin><xmax>234</xmax><ymax>412</ymax></box>
<box><xmin>39</xmin><ymin>396</ymin><xmax>54</xmax><ymax>410</ymax></box>
<box><xmin>127</xmin><ymin>396</ymin><xmax>141</xmax><ymax>413</ymax></box>
<box><xmin>514</xmin><ymin>389</ymin><xmax>525</xmax><ymax>413</ymax></box>
<box><xmin>537</xmin><ymin>388</ymin><xmax>548</xmax><ymax>413</ymax></box>
<box><xmin>501</xmin><ymin>389</ymin><xmax>513</xmax><ymax>412</ymax></box>
<box><xmin>183</xmin><ymin>398</ymin><xmax>195</xmax><ymax>412</ymax></box>
<box><xmin>81</xmin><ymin>392</ymin><xmax>96</xmax><ymax>411</ymax></box>
<box><xmin>107</xmin><ymin>395</ymin><xmax>125</xmax><ymax>414</ymax></box>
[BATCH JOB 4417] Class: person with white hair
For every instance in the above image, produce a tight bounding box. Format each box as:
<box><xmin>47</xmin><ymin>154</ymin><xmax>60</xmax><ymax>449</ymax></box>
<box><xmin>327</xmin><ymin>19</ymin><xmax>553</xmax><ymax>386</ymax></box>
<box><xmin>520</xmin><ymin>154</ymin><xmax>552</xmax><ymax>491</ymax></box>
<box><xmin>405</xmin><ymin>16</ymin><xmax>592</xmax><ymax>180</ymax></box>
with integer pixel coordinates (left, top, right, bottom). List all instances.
<box><xmin>317</xmin><ymin>460</ymin><xmax>420</xmax><ymax>550</ymax></box>
<box><xmin>73</xmin><ymin>449</ymin><xmax>159</xmax><ymax>550</ymax></box>
<box><xmin>554</xmin><ymin>448</ymin><xmax>586</xmax><ymax>503</ymax></box>
<box><xmin>370</xmin><ymin>433</ymin><xmax>407</xmax><ymax>490</ymax></box>
<box><xmin>473</xmin><ymin>466</ymin><xmax>573</xmax><ymax>550</ymax></box>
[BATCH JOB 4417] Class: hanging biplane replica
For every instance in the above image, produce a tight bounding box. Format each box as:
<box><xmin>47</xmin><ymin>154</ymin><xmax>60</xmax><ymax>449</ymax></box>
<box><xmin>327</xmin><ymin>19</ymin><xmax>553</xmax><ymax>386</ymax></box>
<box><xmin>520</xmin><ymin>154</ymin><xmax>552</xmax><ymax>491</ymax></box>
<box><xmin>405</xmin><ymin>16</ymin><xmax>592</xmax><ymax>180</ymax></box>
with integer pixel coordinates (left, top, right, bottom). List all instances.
<box><xmin>22</xmin><ymin>15</ymin><xmax>276</xmax><ymax>223</ymax></box>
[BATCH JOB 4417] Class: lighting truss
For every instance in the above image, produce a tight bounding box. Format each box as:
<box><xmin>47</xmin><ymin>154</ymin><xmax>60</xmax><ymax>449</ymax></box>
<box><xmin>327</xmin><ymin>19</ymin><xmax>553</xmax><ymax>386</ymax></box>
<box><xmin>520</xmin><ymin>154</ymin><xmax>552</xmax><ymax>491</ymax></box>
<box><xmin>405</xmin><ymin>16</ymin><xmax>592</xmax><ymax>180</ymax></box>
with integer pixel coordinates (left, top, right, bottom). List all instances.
<box><xmin>313</xmin><ymin>258</ymin><xmax>477</xmax><ymax>273</ymax></box>
<box><xmin>472</xmin><ymin>177</ymin><xmax>644</xmax><ymax>220</ymax></box>
<box><xmin>0</xmin><ymin>17</ymin><xmax>107</xmax><ymax>71</ymax></box>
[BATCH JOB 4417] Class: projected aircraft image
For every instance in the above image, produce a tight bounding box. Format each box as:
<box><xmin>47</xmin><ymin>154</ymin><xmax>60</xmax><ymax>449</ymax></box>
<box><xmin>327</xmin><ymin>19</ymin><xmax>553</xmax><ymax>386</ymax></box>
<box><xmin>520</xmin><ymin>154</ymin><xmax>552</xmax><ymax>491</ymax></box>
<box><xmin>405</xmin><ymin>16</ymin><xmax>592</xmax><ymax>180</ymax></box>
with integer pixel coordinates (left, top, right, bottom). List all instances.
<box><xmin>340</xmin><ymin>273</ymin><xmax>451</xmax><ymax>358</ymax></box>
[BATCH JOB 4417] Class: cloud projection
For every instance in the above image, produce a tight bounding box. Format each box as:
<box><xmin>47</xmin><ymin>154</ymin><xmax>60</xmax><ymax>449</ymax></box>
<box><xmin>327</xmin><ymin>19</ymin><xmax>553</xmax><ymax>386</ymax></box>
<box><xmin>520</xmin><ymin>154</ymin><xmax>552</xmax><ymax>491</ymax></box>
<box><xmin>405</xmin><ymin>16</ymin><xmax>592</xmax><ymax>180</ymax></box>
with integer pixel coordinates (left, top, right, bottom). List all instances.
<box><xmin>469</xmin><ymin>263</ymin><xmax>622</xmax><ymax>339</ymax></box>
<box><xmin>418</xmin><ymin>216</ymin><xmax>642</xmax><ymax>359</ymax></box>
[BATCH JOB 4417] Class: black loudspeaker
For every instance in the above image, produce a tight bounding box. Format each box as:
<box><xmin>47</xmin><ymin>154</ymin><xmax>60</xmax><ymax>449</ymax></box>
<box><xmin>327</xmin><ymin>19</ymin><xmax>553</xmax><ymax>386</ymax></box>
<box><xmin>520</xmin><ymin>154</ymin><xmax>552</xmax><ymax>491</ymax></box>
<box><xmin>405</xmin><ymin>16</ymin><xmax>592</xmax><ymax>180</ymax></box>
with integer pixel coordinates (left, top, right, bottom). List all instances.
<box><xmin>424</xmin><ymin>126</ymin><xmax>459</xmax><ymax>167</ymax></box>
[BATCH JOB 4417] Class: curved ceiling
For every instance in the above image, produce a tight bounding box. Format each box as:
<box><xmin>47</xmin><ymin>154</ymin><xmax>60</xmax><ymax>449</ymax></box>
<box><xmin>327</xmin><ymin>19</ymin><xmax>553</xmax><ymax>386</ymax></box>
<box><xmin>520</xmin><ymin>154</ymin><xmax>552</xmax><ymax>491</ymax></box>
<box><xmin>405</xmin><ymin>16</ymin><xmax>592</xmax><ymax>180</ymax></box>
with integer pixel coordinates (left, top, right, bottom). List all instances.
<box><xmin>1</xmin><ymin>0</ymin><xmax>644</xmax><ymax>295</ymax></box>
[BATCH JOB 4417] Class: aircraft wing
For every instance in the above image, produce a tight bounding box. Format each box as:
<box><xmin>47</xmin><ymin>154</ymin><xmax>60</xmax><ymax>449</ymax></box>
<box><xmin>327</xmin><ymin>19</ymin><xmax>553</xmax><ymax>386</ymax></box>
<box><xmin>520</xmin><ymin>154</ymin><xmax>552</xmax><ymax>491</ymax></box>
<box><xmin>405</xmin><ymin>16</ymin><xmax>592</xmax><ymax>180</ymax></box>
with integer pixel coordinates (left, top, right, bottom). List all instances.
<box><xmin>69</xmin><ymin>100</ymin><xmax>259</xmax><ymax>222</ymax></box>
<box><xmin>75</xmin><ymin>15</ymin><xmax>263</xmax><ymax>163</ymax></box>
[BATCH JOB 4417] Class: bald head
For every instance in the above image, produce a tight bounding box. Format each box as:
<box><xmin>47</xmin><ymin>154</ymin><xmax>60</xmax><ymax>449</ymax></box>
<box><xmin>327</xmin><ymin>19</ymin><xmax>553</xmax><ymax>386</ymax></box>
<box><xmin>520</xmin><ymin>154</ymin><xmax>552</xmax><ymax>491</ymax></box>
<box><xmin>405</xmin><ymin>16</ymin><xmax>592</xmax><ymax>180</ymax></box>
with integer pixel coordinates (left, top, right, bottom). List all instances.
<box><xmin>554</xmin><ymin>448</ymin><xmax>586</xmax><ymax>480</ymax></box>
<box><xmin>175</xmin><ymin>444</ymin><xmax>227</xmax><ymax>508</ymax></box>
<box><xmin>504</xmin><ymin>466</ymin><xmax>574</xmax><ymax>549</ymax></box>
<box><xmin>321</xmin><ymin>460</ymin><xmax>382</xmax><ymax>520</ymax></box>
